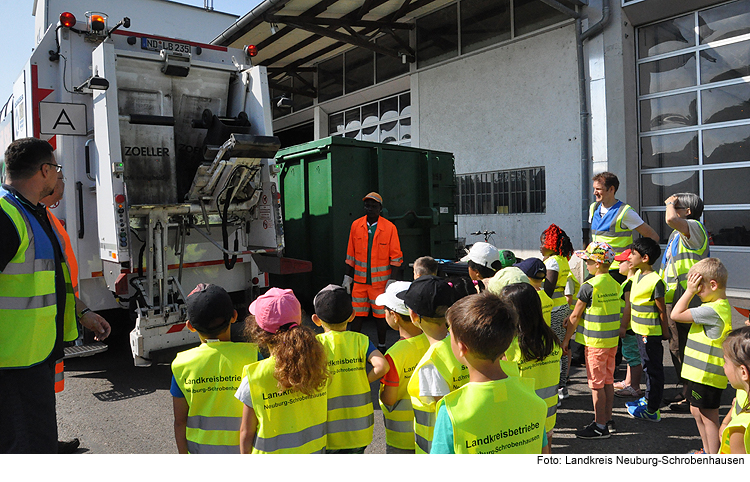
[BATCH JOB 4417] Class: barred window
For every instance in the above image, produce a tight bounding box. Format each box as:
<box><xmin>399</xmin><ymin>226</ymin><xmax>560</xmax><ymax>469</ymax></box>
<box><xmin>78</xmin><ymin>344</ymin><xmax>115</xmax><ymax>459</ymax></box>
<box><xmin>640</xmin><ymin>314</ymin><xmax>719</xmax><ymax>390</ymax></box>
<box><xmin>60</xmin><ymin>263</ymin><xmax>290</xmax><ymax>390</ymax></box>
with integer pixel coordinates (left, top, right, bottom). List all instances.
<box><xmin>456</xmin><ymin>167</ymin><xmax>545</xmax><ymax>215</ymax></box>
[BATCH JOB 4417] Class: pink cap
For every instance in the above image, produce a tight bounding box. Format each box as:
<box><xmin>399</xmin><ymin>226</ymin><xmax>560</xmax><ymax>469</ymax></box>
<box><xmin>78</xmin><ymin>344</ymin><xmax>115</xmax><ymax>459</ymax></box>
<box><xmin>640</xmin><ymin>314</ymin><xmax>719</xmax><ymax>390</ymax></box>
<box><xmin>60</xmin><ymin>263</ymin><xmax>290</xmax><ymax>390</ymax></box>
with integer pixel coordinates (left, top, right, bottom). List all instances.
<box><xmin>249</xmin><ymin>287</ymin><xmax>301</xmax><ymax>333</ymax></box>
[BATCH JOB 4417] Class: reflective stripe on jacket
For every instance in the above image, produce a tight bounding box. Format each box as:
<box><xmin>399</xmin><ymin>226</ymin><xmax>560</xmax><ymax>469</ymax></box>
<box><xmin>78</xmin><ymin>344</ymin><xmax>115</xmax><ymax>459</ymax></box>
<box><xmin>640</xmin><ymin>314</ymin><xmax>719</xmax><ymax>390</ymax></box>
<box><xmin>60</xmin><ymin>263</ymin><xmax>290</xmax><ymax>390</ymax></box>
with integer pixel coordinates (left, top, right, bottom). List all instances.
<box><xmin>54</xmin><ymin>358</ymin><xmax>64</xmax><ymax>393</ymax></box>
<box><xmin>172</xmin><ymin>341</ymin><xmax>260</xmax><ymax>454</ymax></box>
<box><xmin>346</xmin><ymin>216</ymin><xmax>403</xmax><ymax>284</ymax></box>
<box><xmin>317</xmin><ymin>330</ymin><xmax>374</xmax><ymax>450</ymax></box>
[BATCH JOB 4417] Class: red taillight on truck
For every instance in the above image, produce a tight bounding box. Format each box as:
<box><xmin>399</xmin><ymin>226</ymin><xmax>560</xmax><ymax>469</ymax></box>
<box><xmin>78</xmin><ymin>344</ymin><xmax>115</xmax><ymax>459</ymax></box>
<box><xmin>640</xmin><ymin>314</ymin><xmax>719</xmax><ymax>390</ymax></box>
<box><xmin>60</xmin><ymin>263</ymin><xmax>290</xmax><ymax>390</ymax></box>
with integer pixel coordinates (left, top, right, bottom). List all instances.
<box><xmin>245</xmin><ymin>44</ymin><xmax>258</xmax><ymax>57</ymax></box>
<box><xmin>60</xmin><ymin>12</ymin><xmax>77</xmax><ymax>28</ymax></box>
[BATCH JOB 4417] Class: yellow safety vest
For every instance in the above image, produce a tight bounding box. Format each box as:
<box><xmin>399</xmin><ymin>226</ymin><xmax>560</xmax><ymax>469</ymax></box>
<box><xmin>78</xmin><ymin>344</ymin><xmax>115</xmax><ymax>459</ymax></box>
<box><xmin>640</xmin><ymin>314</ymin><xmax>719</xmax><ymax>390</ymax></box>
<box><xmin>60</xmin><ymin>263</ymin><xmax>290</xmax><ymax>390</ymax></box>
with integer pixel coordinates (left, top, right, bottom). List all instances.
<box><xmin>538</xmin><ymin>289</ymin><xmax>553</xmax><ymax>326</ymax></box>
<box><xmin>575</xmin><ymin>274</ymin><xmax>622</xmax><ymax>348</ymax></box>
<box><xmin>719</xmin><ymin>389</ymin><xmax>750</xmax><ymax>454</ymax></box>
<box><xmin>243</xmin><ymin>357</ymin><xmax>328</xmax><ymax>454</ymax></box>
<box><xmin>378</xmin><ymin>334</ymin><xmax>430</xmax><ymax>451</ymax></box>
<box><xmin>629</xmin><ymin>270</ymin><xmax>666</xmax><ymax>337</ymax></box>
<box><xmin>317</xmin><ymin>330</ymin><xmax>374</xmax><ymax>450</ymax></box>
<box><xmin>681</xmin><ymin>299</ymin><xmax>732</xmax><ymax>389</ymax></box>
<box><xmin>590</xmin><ymin>201</ymin><xmax>634</xmax><ymax>270</ymax></box>
<box><xmin>437</xmin><ymin>377</ymin><xmax>547</xmax><ymax>454</ymax></box>
<box><xmin>505</xmin><ymin>340</ymin><xmax>562</xmax><ymax>433</ymax></box>
<box><xmin>172</xmin><ymin>341</ymin><xmax>260</xmax><ymax>454</ymax></box>
<box><xmin>659</xmin><ymin>223</ymin><xmax>709</xmax><ymax>304</ymax></box>
<box><xmin>407</xmin><ymin>335</ymin><xmax>469</xmax><ymax>454</ymax></box>
<box><xmin>545</xmin><ymin>255</ymin><xmax>571</xmax><ymax>308</ymax></box>
<box><xmin>0</xmin><ymin>189</ymin><xmax>77</xmax><ymax>369</ymax></box>
<box><xmin>566</xmin><ymin>273</ymin><xmax>580</xmax><ymax>310</ymax></box>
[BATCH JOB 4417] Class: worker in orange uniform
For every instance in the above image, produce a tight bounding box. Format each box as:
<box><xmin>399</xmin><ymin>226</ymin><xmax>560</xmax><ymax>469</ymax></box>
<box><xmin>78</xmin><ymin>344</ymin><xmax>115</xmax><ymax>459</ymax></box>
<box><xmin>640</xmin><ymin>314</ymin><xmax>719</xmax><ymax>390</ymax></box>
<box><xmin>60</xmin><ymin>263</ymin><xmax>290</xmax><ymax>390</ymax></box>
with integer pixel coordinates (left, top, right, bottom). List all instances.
<box><xmin>41</xmin><ymin>175</ymin><xmax>111</xmax><ymax>454</ymax></box>
<box><xmin>343</xmin><ymin>192</ymin><xmax>403</xmax><ymax>353</ymax></box>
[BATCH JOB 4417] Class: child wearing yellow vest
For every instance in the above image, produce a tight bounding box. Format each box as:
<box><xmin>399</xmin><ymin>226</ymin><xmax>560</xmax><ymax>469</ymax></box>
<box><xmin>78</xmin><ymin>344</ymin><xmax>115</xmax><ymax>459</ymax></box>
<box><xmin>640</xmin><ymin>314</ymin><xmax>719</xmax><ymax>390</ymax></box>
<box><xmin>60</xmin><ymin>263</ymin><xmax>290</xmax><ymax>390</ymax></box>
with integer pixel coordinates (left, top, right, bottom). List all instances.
<box><xmin>376</xmin><ymin>281</ymin><xmax>430</xmax><ymax>454</ymax></box>
<box><xmin>514</xmin><ymin>258</ymin><xmax>553</xmax><ymax>326</ymax></box>
<box><xmin>312</xmin><ymin>284</ymin><xmax>388</xmax><ymax>453</ymax></box>
<box><xmin>718</xmin><ymin>326</ymin><xmax>750</xmax><ymax>454</ymax></box>
<box><xmin>171</xmin><ymin>284</ymin><xmax>260</xmax><ymax>454</ymax></box>
<box><xmin>563</xmin><ymin>242</ymin><xmax>621</xmax><ymax>439</ymax></box>
<box><xmin>670</xmin><ymin>258</ymin><xmax>733</xmax><ymax>454</ymax></box>
<box><xmin>613</xmin><ymin>249</ymin><xmax>644</xmax><ymax>401</ymax></box>
<box><xmin>430</xmin><ymin>291</ymin><xmax>548</xmax><ymax>454</ymax></box>
<box><xmin>403</xmin><ymin>275</ymin><xmax>462</xmax><ymax>454</ymax></box>
<box><xmin>235</xmin><ymin>288</ymin><xmax>329</xmax><ymax>454</ymax></box>
<box><xmin>499</xmin><ymin>282</ymin><xmax>562</xmax><ymax>443</ymax></box>
<box><xmin>620</xmin><ymin>238</ymin><xmax>669</xmax><ymax>422</ymax></box>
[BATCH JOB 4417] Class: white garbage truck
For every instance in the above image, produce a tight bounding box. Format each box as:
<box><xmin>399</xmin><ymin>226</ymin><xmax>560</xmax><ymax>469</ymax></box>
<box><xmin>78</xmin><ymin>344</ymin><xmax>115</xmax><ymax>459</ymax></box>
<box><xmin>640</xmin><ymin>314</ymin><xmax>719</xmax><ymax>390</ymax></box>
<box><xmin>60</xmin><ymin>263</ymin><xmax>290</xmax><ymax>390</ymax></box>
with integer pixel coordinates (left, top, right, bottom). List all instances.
<box><xmin>0</xmin><ymin>7</ymin><xmax>303</xmax><ymax>365</ymax></box>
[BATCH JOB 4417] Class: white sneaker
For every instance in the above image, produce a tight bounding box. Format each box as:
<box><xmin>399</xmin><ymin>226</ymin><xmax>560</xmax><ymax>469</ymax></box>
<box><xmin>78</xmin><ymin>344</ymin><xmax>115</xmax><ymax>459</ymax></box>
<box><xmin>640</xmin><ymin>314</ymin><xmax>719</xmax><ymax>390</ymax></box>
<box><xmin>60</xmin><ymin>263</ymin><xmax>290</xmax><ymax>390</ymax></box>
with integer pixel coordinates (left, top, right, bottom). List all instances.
<box><xmin>558</xmin><ymin>386</ymin><xmax>569</xmax><ymax>400</ymax></box>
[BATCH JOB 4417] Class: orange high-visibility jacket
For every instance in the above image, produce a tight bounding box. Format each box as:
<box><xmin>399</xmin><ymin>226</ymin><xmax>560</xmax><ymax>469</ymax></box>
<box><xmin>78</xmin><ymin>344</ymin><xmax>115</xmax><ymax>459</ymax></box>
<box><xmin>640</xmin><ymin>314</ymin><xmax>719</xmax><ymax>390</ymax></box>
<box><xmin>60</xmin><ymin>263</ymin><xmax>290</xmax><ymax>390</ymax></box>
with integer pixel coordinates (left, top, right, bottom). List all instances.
<box><xmin>346</xmin><ymin>216</ymin><xmax>403</xmax><ymax>285</ymax></box>
<box><xmin>47</xmin><ymin>209</ymin><xmax>78</xmax><ymax>394</ymax></box>
<box><xmin>48</xmin><ymin>209</ymin><xmax>78</xmax><ymax>296</ymax></box>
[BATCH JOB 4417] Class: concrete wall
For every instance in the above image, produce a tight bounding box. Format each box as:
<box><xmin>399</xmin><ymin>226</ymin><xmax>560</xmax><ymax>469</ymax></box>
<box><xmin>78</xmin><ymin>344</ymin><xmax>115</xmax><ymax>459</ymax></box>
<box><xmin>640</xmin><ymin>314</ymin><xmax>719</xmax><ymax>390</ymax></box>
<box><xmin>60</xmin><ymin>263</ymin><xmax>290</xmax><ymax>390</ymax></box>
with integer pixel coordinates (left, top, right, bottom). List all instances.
<box><xmin>416</xmin><ymin>23</ymin><xmax>584</xmax><ymax>252</ymax></box>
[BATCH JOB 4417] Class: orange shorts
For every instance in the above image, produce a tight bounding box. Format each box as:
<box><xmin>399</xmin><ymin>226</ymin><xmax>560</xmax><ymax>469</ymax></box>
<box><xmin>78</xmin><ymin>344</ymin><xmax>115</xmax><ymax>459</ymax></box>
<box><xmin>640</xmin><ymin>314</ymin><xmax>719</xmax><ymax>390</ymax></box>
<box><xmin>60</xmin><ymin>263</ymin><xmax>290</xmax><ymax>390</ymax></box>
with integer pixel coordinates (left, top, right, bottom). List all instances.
<box><xmin>351</xmin><ymin>282</ymin><xmax>386</xmax><ymax>318</ymax></box>
<box><xmin>584</xmin><ymin>346</ymin><xmax>617</xmax><ymax>389</ymax></box>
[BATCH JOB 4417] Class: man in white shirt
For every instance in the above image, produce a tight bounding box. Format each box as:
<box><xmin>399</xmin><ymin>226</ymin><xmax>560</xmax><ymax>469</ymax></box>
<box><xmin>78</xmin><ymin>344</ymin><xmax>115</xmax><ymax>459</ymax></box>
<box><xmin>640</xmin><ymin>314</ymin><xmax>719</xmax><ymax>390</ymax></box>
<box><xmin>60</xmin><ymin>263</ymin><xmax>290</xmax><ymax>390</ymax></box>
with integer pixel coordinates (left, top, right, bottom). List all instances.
<box><xmin>589</xmin><ymin>172</ymin><xmax>659</xmax><ymax>282</ymax></box>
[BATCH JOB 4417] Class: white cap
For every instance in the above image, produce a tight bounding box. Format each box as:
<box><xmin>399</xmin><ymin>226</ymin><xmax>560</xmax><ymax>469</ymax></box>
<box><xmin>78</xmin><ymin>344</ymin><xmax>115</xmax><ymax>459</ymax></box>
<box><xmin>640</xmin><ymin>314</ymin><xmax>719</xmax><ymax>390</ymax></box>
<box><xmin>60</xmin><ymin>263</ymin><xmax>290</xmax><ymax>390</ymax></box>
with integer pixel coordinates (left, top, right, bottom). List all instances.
<box><xmin>375</xmin><ymin>281</ymin><xmax>411</xmax><ymax>316</ymax></box>
<box><xmin>460</xmin><ymin>242</ymin><xmax>500</xmax><ymax>268</ymax></box>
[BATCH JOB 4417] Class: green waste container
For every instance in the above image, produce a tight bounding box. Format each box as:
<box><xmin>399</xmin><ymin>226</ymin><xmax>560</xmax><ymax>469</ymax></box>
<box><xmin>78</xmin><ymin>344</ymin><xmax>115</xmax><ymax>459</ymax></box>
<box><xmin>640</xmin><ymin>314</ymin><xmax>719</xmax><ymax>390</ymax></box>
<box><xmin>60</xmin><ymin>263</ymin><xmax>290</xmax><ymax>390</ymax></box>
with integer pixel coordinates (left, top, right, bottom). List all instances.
<box><xmin>272</xmin><ymin>136</ymin><xmax>457</xmax><ymax>309</ymax></box>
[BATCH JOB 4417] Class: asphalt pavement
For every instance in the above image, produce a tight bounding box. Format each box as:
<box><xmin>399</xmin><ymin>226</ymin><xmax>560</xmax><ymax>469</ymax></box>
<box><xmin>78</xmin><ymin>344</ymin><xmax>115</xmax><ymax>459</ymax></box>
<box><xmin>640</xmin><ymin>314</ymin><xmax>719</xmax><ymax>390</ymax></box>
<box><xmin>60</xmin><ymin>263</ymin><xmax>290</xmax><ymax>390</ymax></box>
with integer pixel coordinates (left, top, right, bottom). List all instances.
<box><xmin>56</xmin><ymin>314</ymin><xmax>741</xmax><ymax>454</ymax></box>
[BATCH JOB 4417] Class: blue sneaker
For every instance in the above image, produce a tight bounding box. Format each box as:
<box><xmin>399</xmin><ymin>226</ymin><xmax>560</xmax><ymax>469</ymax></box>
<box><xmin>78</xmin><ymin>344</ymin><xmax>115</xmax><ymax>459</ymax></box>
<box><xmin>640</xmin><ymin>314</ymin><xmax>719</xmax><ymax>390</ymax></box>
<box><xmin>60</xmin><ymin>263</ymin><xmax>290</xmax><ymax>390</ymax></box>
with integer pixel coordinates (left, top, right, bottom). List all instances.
<box><xmin>628</xmin><ymin>404</ymin><xmax>661</xmax><ymax>422</ymax></box>
<box><xmin>625</xmin><ymin>396</ymin><xmax>647</xmax><ymax>409</ymax></box>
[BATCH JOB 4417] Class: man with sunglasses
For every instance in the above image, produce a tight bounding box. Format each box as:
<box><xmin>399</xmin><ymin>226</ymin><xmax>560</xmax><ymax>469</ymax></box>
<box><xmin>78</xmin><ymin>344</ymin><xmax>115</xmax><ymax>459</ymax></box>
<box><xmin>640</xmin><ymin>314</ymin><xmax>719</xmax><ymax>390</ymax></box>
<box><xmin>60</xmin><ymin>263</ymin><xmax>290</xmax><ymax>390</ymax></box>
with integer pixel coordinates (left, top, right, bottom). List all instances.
<box><xmin>660</xmin><ymin>193</ymin><xmax>710</xmax><ymax>412</ymax></box>
<box><xmin>0</xmin><ymin>137</ymin><xmax>109</xmax><ymax>453</ymax></box>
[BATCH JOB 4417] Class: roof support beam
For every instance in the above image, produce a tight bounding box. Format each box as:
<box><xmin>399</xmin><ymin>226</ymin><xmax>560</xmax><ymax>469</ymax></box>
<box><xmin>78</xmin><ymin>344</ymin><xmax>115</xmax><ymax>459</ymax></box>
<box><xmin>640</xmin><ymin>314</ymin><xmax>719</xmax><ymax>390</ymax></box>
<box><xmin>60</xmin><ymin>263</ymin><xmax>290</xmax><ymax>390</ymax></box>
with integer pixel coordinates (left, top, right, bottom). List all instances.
<box><xmin>267</xmin><ymin>67</ymin><xmax>317</xmax><ymax>74</ymax></box>
<box><xmin>266</xmin><ymin>14</ymin><xmax>413</xmax><ymax>31</ymax></box>
<box><xmin>266</xmin><ymin>16</ymin><xmax>415</xmax><ymax>62</ymax></box>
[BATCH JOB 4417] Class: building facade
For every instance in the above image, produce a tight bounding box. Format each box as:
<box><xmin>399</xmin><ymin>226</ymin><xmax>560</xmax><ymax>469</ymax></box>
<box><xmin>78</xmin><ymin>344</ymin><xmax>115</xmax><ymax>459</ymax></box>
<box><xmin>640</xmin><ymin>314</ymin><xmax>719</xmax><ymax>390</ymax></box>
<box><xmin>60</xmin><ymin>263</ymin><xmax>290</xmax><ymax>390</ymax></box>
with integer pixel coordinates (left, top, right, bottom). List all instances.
<box><xmin>217</xmin><ymin>0</ymin><xmax>750</xmax><ymax>295</ymax></box>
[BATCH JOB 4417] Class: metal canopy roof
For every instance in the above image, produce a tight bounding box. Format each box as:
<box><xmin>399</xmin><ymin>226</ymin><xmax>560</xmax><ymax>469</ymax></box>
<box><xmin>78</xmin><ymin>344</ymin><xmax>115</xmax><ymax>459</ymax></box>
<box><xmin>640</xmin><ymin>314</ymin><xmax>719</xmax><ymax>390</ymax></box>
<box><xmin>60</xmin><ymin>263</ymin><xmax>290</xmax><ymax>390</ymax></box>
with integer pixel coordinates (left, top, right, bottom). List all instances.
<box><xmin>212</xmin><ymin>0</ymin><xmax>451</xmax><ymax>76</ymax></box>
<box><xmin>211</xmin><ymin>0</ymin><xmax>583</xmax><ymax>95</ymax></box>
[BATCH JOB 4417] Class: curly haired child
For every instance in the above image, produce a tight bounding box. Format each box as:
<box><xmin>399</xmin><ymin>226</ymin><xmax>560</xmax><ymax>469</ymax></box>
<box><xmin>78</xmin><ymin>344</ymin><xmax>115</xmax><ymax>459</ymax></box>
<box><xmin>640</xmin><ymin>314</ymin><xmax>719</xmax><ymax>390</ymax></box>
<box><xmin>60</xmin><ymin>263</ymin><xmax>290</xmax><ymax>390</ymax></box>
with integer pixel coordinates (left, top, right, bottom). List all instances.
<box><xmin>540</xmin><ymin>224</ymin><xmax>575</xmax><ymax>400</ymax></box>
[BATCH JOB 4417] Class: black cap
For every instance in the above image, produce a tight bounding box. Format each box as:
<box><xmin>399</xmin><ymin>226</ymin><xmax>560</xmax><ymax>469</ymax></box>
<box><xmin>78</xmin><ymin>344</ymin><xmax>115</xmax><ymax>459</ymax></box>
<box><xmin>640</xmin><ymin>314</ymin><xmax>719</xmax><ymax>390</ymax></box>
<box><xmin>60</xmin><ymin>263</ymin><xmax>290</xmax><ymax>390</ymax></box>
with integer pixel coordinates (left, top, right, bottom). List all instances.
<box><xmin>314</xmin><ymin>284</ymin><xmax>353</xmax><ymax>324</ymax></box>
<box><xmin>186</xmin><ymin>284</ymin><xmax>235</xmax><ymax>335</ymax></box>
<box><xmin>397</xmin><ymin>275</ymin><xmax>456</xmax><ymax>317</ymax></box>
<box><xmin>514</xmin><ymin>258</ymin><xmax>547</xmax><ymax>280</ymax></box>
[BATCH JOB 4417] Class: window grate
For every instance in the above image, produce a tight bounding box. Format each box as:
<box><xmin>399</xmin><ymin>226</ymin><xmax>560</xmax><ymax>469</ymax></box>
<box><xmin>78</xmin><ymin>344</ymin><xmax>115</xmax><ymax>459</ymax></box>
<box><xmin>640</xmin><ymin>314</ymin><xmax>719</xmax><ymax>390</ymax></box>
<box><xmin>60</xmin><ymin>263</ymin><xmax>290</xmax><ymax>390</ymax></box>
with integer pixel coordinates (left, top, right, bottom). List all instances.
<box><xmin>456</xmin><ymin>167</ymin><xmax>545</xmax><ymax>215</ymax></box>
